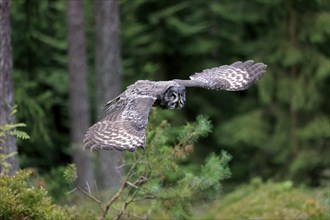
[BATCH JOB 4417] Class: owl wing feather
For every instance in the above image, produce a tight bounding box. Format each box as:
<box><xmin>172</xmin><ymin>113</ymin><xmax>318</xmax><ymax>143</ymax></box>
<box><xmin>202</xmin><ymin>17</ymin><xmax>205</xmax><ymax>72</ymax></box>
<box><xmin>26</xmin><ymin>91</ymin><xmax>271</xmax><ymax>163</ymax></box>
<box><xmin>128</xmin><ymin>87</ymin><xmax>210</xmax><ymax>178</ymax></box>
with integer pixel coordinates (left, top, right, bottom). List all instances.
<box><xmin>83</xmin><ymin>80</ymin><xmax>178</xmax><ymax>152</ymax></box>
<box><xmin>83</xmin><ymin>91</ymin><xmax>157</xmax><ymax>152</ymax></box>
<box><xmin>175</xmin><ymin>60</ymin><xmax>267</xmax><ymax>91</ymax></box>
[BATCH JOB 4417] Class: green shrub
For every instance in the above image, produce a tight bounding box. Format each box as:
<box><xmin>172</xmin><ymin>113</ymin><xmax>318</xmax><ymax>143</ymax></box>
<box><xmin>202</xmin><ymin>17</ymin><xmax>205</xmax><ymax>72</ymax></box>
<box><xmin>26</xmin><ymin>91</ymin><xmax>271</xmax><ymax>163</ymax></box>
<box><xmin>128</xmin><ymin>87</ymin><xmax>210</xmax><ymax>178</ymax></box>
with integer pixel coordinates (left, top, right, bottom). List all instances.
<box><xmin>201</xmin><ymin>178</ymin><xmax>329</xmax><ymax>220</ymax></box>
<box><xmin>0</xmin><ymin>170</ymin><xmax>71</xmax><ymax>220</ymax></box>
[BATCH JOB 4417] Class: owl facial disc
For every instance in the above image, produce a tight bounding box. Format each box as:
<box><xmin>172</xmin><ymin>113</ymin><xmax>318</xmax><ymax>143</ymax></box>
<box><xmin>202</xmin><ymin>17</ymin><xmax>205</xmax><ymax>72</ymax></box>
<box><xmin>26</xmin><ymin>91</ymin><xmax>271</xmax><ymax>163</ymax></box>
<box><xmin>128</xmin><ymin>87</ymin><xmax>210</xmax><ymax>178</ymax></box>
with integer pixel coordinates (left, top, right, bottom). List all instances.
<box><xmin>161</xmin><ymin>86</ymin><xmax>186</xmax><ymax>109</ymax></box>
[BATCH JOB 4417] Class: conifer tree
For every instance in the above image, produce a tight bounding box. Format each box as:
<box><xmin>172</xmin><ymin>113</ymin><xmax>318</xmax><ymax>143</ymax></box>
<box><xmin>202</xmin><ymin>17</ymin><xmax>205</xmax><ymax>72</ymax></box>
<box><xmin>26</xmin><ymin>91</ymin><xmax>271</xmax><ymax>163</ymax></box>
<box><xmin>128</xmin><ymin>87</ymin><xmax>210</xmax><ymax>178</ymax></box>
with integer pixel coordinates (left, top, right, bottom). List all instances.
<box><xmin>0</xmin><ymin>0</ymin><xmax>19</xmax><ymax>175</ymax></box>
<box><xmin>69</xmin><ymin>113</ymin><xmax>231</xmax><ymax>219</ymax></box>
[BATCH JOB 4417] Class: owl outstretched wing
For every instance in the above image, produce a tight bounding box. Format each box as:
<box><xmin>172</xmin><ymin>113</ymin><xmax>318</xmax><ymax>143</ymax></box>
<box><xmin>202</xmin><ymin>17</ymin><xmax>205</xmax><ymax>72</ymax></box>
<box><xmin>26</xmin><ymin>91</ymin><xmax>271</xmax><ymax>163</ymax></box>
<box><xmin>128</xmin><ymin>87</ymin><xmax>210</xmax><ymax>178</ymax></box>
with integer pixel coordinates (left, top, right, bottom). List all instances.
<box><xmin>84</xmin><ymin>60</ymin><xmax>267</xmax><ymax>152</ymax></box>
<box><xmin>83</xmin><ymin>81</ymin><xmax>179</xmax><ymax>152</ymax></box>
<box><xmin>174</xmin><ymin>60</ymin><xmax>267</xmax><ymax>91</ymax></box>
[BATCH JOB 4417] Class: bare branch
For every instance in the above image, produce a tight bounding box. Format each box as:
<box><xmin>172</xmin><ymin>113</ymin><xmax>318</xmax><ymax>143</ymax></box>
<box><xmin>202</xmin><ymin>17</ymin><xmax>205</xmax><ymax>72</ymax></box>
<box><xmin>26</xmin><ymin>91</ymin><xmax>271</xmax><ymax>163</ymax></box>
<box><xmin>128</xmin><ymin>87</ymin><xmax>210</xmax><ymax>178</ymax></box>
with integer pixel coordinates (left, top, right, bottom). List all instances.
<box><xmin>73</xmin><ymin>181</ymin><xmax>102</xmax><ymax>205</ymax></box>
<box><xmin>113</xmin><ymin>194</ymin><xmax>156</xmax><ymax>220</ymax></box>
<box><xmin>86</xmin><ymin>181</ymin><xmax>91</xmax><ymax>195</ymax></box>
<box><xmin>99</xmin><ymin>159</ymin><xmax>139</xmax><ymax>220</ymax></box>
<box><xmin>131</xmin><ymin>195</ymin><xmax>156</xmax><ymax>203</ymax></box>
<box><xmin>126</xmin><ymin>181</ymin><xmax>138</xmax><ymax>189</ymax></box>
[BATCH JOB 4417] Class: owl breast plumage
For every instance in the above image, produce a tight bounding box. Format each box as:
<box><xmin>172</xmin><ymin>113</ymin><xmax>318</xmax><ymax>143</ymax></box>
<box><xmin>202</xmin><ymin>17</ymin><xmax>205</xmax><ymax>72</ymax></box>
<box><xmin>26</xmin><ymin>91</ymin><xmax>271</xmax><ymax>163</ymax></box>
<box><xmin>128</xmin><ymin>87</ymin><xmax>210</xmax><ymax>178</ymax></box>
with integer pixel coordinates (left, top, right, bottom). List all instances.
<box><xmin>83</xmin><ymin>60</ymin><xmax>267</xmax><ymax>152</ymax></box>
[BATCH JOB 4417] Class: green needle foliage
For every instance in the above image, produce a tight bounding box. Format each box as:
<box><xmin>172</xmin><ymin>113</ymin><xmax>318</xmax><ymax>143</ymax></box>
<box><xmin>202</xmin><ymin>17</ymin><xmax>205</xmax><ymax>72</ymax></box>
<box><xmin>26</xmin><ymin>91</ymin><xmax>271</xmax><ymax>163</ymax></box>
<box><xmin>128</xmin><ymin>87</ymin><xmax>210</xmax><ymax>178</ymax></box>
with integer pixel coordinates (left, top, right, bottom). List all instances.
<box><xmin>121</xmin><ymin>113</ymin><xmax>231</xmax><ymax>219</ymax></box>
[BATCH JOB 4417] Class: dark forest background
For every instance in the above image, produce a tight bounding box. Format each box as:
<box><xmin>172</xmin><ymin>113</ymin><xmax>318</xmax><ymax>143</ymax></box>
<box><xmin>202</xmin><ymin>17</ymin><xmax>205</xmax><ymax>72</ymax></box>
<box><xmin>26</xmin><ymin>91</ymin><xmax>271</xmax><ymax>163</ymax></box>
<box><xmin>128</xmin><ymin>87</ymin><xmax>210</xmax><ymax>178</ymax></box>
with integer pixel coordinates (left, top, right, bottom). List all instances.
<box><xmin>1</xmin><ymin>0</ymin><xmax>329</xmax><ymax>219</ymax></box>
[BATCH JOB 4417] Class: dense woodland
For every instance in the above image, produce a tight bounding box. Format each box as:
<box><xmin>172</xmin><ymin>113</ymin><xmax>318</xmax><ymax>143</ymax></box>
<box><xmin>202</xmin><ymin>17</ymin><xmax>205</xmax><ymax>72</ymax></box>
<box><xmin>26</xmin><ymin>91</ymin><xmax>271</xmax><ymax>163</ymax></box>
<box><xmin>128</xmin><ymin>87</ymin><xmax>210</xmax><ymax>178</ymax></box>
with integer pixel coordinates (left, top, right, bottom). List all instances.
<box><xmin>0</xmin><ymin>0</ymin><xmax>329</xmax><ymax>219</ymax></box>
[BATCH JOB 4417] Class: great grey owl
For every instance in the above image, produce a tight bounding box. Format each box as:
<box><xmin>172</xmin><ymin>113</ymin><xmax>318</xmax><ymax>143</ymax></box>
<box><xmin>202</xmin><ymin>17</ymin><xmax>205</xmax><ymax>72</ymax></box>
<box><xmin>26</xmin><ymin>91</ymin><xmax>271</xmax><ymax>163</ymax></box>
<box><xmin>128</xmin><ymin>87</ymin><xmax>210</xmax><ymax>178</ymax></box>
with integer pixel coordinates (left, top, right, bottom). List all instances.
<box><xmin>83</xmin><ymin>60</ymin><xmax>267</xmax><ymax>152</ymax></box>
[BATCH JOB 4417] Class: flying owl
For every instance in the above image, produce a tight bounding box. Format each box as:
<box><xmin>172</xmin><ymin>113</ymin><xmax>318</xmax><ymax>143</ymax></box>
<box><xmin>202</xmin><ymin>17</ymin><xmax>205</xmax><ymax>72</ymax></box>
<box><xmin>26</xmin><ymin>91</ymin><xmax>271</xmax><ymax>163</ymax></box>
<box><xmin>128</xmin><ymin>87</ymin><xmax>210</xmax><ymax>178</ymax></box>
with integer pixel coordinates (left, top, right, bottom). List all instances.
<box><xmin>83</xmin><ymin>60</ymin><xmax>267</xmax><ymax>152</ymax></box>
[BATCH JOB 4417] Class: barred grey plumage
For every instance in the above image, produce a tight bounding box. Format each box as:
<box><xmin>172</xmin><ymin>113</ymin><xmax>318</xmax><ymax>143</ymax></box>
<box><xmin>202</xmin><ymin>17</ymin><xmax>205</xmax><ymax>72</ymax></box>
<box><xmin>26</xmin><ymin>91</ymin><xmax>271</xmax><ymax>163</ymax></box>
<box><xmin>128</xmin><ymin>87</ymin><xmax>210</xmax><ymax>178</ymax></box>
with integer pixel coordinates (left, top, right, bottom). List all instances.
<box><xmin>83</xmin><ymin>60</ymin><xmax>267</xmax><ymax>152</ymax></box>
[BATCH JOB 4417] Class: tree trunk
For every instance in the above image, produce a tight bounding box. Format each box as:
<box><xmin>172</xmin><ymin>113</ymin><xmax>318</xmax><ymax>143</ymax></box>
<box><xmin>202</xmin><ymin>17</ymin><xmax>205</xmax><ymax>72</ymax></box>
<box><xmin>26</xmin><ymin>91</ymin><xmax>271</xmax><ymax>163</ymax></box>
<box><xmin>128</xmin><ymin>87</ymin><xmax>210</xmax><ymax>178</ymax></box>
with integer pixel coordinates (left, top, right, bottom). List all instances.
<box><xmin>0</xmin><ymin>0</ymin><xmax>19</xmax><ymax>175</ymax></box>
<box><xmin>289</xmin><ymin>0</ymin><xmax>298</xmax><ymax>156</ymax></box>
<box><xmin>67</xmin><ymin>0</ymin><xmax>94</xmax><ymax>189</ymax></box>
<box><xmin>94</xmin><ymin>0</ymin><xmax>123</xmax><ymax>190</ymax></box>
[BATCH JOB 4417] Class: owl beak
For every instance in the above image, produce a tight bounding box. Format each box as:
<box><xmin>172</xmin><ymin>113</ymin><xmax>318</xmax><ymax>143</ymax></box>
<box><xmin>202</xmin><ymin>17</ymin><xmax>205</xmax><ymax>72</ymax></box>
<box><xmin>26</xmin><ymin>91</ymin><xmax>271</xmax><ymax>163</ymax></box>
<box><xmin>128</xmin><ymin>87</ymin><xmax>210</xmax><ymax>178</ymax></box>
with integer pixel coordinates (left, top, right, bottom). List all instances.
<box><xmin>177</xmin><ymin>98</ymin><xmax>184</xmax><ymax>109</ymax></box>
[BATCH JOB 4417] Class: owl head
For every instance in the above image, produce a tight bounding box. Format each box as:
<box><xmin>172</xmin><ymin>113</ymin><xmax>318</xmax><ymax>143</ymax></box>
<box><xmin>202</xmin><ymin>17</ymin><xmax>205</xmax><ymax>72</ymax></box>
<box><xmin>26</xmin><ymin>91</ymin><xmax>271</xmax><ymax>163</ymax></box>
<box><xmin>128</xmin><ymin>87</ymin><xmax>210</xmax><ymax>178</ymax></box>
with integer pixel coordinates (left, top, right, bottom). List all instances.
<box><xmin>160</xmin><ymin>86</ymin><xmax>186</xmax><ymax>109</ymax></box>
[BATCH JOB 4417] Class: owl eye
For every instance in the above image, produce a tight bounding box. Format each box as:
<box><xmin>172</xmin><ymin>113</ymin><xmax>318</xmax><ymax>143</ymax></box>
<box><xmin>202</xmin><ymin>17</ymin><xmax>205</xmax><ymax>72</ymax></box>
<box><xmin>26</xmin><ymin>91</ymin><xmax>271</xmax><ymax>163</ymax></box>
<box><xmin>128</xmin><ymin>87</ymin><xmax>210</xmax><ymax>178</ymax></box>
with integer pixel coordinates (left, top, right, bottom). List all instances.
<box><xmin>170</xmin><ymin>94</ymin><xmax>176</xmax><ymax>99</ymax></box>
